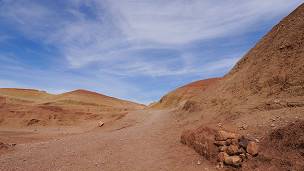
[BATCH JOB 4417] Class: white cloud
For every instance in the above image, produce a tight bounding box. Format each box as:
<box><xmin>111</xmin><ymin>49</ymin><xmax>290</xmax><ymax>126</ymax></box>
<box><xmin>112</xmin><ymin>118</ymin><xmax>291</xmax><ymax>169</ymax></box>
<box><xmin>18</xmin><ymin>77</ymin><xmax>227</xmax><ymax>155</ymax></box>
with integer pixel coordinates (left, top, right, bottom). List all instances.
<box><xmin>107</xmin><ymin>0</ymin><xmax>302</xmax><ymax>44</ymax></box>
<box><xmin>0</xmin><ymin>0</ymin><xmax>302</xmax><ymax>76</ymax></box>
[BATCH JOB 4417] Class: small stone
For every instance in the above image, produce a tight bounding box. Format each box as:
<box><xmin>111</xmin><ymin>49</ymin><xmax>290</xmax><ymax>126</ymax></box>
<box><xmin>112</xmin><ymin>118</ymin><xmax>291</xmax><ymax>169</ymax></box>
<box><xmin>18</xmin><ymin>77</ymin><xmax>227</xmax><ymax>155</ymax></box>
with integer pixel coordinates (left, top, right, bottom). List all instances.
<box><xmin>239</xmin><ymin>124</ymin><xmax>248</xmax><ymax>130</ymax></box>
<box><xmin>271</xmin><ymin>123</ymin><xmax>275</xmax><ymax>127</ymax></box>
<box><xmin>238</xmin><ymin>147</ymin><xmax>246</xmax><ymax>154</ymax></box>
<box><xmin>225</xmin><ymin>139</ymin><xmax>232</xmax><ymax>145</ymax></box>
<box><xmin>10</xmin><ymin>143</ymin><xmax>17</xmax><ymax>147</ymax></box>
<box><xmin>271</xmin><ymin>118</ymin><xmax>276</xmax><ymax>121</ymax></box>
<box><xmin>98</xmin><ymin>121</ymin><xmax>104</xmax><ymax>127</ymax></box>
<box><xmin>227</xmin><ymin>145</ymin><xmax>239</xmax><ymax>155</ymax></box>
<box><xmin>231</xmin><ymin>139</ymin><xmax>239</xmax><ymax>145</ymax></box>
<box><xmin>254</xmin><ymin>138</ymin><xmax>260</xmax><ymax>143</ymax></box>
<box><xmin>197</xmin><ymin>160</ymin><xmax>201</xmax><ymax>165</ymax></box>
<box><xmin>218</xmin><ymin>152</ymin><xmax>228</xmax><ymax>162</ymax></box>
<box><xmin>219</xmin><ymin>146</ymin><xmax>228</xmax><ymax>152</ymax></box>
<box><xmin>216</xmin><ymin>162</ymin><xmax>224</xmax><ymax>169</ymax></box>
<box><xmin>246</xmin><ymin>153</ymin><xmax>253</xmax><ymax>160</ymax></box>
<box><xmin>224</xmin><ymin>155</ymin><xmax>242</xmax><ymax>167</ymax></box>
<box><xmin>215</xmin><ymin>130</ymin><xmax>239</xmax><ymax>141</ymax></box>
<box><xmin>247</xmin><ymin>141</ymin><xmax>259</xmax><ymax>156</ymax></box>
<box><xmin>217</xmin><ymin>123</ymin><xmax>222</xmax><ymax>127</ymax></box>
<box><xmin>240</xmin><ymin>153</ymin><xmax>247</xmax><ymax>161</ymax></box>
<box><xmin>239</xmin><ymin>136</ymin><xmax>249</xmax><ymax>149</ymax></box>
<box><xmin>214</xmin><ymin>141</ymin><xmax>226</xmax><ymax>146</ymax></box>
<box><xmin>226</xmin><ymin>138</ymin><xmax>238</xmax><ymax>145</ymax></box>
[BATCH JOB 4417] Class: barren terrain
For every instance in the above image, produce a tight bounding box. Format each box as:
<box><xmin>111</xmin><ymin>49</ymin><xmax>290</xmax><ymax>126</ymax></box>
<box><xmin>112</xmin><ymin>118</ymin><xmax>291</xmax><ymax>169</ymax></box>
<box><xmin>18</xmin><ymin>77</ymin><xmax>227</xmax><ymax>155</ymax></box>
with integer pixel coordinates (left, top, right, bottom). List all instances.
<box><xmin>0</xmin><ymin>109</ymin><xmax>215</xmax><ymax>171</ymax></box>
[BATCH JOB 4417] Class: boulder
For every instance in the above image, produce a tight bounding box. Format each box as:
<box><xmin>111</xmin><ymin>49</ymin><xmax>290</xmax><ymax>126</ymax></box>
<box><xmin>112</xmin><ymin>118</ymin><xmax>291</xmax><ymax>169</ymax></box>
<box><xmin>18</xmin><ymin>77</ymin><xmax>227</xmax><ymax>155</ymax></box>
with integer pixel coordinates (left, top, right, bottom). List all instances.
<box><xmin>224</xmin><ymin>155</ymin><xmax>242</xmax><ymax>167</ymax></box>
<box><xmin>215</xmin><ymin>130</ymin><xmax>239</xmax><ymax>141</ymax></box>
<box><xmin>246</xmin><ymin>141</ymin><xmax>258</xmax><ymax>156</ymax></box>
<box><xmin>224</xmin><ymin>156</ymin><xmax>241</xmax><ymax>166</ymax></box>
<box><xmin>227</xmin><ymin>144</ymin><xmax>239</xmax><ymax>155</ymax></box>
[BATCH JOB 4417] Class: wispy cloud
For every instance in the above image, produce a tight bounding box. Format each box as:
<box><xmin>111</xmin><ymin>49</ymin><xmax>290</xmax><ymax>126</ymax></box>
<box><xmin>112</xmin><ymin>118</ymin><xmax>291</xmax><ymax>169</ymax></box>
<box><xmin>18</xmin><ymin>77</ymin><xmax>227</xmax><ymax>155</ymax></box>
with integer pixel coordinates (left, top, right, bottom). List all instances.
<box><xmin>107</xmin><ymin>0</ymin><xmax>298</xmax><ymax>44</ymax></box>
<box><xmin>0</xmin><ymin>0</ymin><xmax>302</xmax><ymax>103</ymax></box>
<box><xmin>1</xmin><ymin>0</ymin><xmax>302</xmax><ymax>75</ymax></box>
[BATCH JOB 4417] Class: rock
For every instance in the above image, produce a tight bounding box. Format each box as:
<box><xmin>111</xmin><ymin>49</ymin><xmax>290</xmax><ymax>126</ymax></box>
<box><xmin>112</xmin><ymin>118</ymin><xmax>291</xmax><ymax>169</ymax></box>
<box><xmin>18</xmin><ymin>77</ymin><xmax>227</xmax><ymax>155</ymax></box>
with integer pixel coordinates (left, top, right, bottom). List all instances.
<box><xmin>217</xmin><ymin>152</ymin><xmax>228</xmax><ymax>162</ymax></box>
<box><xmin>225</xmin><ymin>139</ymin><xmax>232</xmax><ymax>145</ymax></box>
<box><xmin>239</xmin><ymin>136</ymin><xmax>249</xmax><ymax>149</ymax></box>
<box><xmin>224</xmin><ymin>155</ymin><xmax>242</xmax><ymax>167</ymax></box>
<box><xmin>215</xmin><ymin>130</ymin><xmax>239</xmax><ymax>141</ymax></box>
<box><xmin>217</xmin><ymin>123</ymin><xmax>222</xmax><ymax>128</ymax></box>
<box><xmin>214</xmin><ymin>141</ymin><xmax>226</xmax><ymax>146</ymax></box>
<box><xmin>98</xmin><ymin>121</ymin><xmax>104</xmax><ymax>127</ymax></box>
<box><xmin>219</xmin><ymin>146</ymin><xmax>228</xmax><ymax>152</ymax></box>
<box><xmin>238</xmin><ymin>147</ymin><xmax>246</xmax><ymax>154</ymax></box>
<box><xmin>226</xmin><ymin>139</ymin><xmax>238</xmax><ymax>146</ymax></box>
<box><xmin>10</xmin><ymin>143</ymin><xmax>17</xmax><ymax>147</ymax></box>
<box><xmin>0</xmin><ymin>142</ymin><xmax>9</xmax><ymax>150</ymax></box>
<box><xmin>246</xmin><ymin>153</ymin><xmax>253</xmax><ymax>160</ymax></box>
<box><xmin>247</xmin><ymin>141</ymin><xmax>259</xmax><ymax>156</ymax></box>
<box><xmin>227</xmin><ymin>145</ymin><xmax>239</xmax><ymax>155</ymax></box>
<box><xmin>27</xmin><ymin>119</ymin><xmax>40</xmax><ymax>126</ymax></box>
<box><xmin>239</xmin><ymin>124</ymin><xmax>248</xmax><ymax>130</ymax></box>
<box><xmin>197</xmin><ymin>160</ymin><xmax>201</xmax><ymax>165</ymax></box>
<box><xmin>271</xmin><ymin>123</ymin><xmax>275</xmax><ymax>127</ymax></box>
<box><xmin>240</xmin><ymin>153</ymin><xmax>247</xmax><ymax>161</ymax></box>
<box><xmin>216</xmin><ymin>162</ymin><xmax>224</xmax><ymax>169</ymax></box>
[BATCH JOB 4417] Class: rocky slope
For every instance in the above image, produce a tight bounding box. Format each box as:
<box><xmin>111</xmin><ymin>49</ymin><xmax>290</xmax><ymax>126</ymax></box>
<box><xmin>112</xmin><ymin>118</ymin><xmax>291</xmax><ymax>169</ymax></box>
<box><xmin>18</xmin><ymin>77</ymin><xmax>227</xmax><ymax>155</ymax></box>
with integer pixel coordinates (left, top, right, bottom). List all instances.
<box><xmin>155</xmin><ymin>3</ymin><xmax>304</xmax><ymax>170</ymax></box>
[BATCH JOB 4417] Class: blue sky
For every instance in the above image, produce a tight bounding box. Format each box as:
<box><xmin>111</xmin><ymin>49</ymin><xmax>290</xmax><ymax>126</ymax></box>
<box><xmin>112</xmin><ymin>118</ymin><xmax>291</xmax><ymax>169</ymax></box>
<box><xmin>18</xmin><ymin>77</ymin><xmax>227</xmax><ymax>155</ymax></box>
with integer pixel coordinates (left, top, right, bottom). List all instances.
<box><xmin>0</xmin><ymin>0</ymin><xmax>302</xmax><ymax>104</ymax></box>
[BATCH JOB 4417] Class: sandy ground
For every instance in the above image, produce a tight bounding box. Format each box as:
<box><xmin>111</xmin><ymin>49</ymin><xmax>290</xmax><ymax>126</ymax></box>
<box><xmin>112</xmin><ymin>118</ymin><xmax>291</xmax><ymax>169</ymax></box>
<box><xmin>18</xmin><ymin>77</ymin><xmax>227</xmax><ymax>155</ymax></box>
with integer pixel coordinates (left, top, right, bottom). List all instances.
<box><xmin>0</xmin><ymin>109</ymin><xmax>215</xmax><ymax>171</ymax></box>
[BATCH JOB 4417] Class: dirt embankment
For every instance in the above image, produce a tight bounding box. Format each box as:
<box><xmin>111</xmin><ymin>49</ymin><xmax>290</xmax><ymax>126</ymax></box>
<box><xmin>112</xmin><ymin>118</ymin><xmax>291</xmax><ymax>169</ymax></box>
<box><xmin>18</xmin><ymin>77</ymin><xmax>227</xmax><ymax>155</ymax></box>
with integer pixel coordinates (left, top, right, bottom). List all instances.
<box><xmin>154</xmin><ymin>3</ymin><xmax>304</xmax><ymax>170</ymax></box>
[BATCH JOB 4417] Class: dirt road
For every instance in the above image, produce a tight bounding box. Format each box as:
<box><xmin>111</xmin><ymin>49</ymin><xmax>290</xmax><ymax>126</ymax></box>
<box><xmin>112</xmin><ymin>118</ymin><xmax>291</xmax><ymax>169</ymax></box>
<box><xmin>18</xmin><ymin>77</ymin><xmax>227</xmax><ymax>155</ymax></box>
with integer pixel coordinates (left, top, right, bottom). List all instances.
<box><xmin>0</xmin><ymin>109</ymin><xmax>214</xmax><ymax>171</ymax></box>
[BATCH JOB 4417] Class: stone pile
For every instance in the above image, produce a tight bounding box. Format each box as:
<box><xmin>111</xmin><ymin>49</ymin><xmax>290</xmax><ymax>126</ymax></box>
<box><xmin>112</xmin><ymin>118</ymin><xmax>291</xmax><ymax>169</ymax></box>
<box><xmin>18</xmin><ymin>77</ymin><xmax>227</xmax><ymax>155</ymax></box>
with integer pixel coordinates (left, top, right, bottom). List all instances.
<box><xmin>214</xmin><ymin>130</ymin><xmax>259</xmax><ymax>168</ymax></box>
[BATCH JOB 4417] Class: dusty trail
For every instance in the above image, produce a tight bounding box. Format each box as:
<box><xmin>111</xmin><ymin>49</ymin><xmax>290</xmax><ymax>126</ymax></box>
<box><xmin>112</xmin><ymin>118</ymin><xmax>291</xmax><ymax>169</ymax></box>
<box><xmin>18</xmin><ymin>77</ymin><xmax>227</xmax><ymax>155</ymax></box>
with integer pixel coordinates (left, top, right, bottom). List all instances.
<box><xmin>0</xmin><ymin>109</ymin><xmax>214</xmax><ymax>171</ymax></box>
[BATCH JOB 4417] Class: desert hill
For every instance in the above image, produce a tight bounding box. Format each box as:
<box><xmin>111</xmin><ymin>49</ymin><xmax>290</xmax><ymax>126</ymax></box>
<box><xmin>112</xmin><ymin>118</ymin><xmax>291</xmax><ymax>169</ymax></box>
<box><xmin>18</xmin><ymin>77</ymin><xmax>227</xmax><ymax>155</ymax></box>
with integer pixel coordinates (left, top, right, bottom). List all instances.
<box><xmin>0</xmin><ymin>88</ymin><xmax>145</xmax><ymax>129</ymax></box>
<box><xmin>152</xmin><ymin>78</ymin><xmax>221</xmax><ymax>110</ymax></box>
<box><xmin>155</xmin><ymin>3</ymin><xmax>304</xmax><ymax>170</ymax></box>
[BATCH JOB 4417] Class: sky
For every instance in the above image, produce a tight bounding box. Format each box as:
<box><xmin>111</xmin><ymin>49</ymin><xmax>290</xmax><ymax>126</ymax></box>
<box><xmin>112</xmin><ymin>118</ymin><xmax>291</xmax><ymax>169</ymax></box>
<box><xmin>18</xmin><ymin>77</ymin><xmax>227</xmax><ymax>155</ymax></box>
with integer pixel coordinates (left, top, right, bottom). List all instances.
<box><xmin>0</xmin><ymin>0</ymin><xmax>303</xmax><ymax>104</ymax></box>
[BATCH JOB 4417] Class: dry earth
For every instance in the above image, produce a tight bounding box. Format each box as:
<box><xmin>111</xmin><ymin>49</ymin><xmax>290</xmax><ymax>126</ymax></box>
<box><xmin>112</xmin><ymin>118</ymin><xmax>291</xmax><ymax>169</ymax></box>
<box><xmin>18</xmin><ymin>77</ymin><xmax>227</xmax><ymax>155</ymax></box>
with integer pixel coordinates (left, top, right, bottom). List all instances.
<box><xmin>0</xmin><ymin>109</ymin><xmax>216</xmax><ymax>171</ymax></box>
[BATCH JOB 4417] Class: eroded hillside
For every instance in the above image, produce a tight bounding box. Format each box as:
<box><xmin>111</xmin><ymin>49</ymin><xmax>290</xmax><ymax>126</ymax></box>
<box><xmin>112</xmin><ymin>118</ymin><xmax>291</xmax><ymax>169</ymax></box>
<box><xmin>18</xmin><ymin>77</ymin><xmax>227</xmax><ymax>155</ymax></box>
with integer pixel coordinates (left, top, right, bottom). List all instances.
<box><xmin>155</xmin><ymin>3</ymin><xmax>304</xmax><ymax>170</ymax></box>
